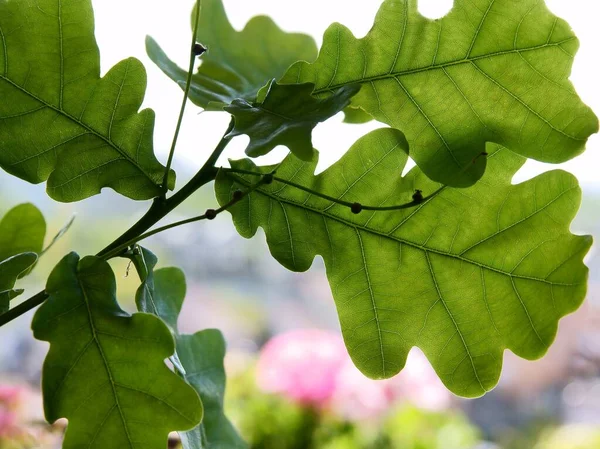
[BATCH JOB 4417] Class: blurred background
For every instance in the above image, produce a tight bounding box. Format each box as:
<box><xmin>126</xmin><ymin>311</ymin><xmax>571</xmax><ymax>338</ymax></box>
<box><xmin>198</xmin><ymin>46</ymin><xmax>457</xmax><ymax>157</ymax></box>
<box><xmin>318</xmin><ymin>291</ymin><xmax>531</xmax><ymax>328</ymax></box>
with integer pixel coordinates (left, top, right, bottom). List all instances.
<box><xmin>1</xmin><ymin>0</ymin><xmax>599</xmax><ymax>448</ymax></box>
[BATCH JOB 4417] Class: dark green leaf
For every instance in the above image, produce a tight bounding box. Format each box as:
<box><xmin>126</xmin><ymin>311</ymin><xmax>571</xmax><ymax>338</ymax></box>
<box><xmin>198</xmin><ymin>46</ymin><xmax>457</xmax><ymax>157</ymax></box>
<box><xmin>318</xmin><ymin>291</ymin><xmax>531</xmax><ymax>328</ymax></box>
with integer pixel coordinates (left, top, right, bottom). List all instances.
<box><xmin>280</xmin><ymin>0</ymin><xmax>599</xmax><ymax>187</ymax></box>
<box><xmin>124</xmin><ymin>246</ymin><xmax>187</xmax><ymax>374</ymax></box>
<box><xmin>146</xmin><ymin>0</ymin><xmax>317</xmax><ymax>110</ymax></box>
<box><xmin>0</xmin><ymin>0</ymin><xmax>174</xmax><ymax>202</ymax></box>
<box><xmin>0</xmin><ymin>253</ymin><xmax>37</xmax><ymax>313</ymax></box>
<box><xmin>0</xmin><ymin>203</ymin><xmax>46</xmax><ymax>313</ymax></box>
<box><xmin>32</xmin><ymin>253</ymin><xmax>202</xmax><ymax>449</ymax></box>
<box><xmin>225</xmin><ymin>82</ymin><xmax>360</xmax><ymax>160</ymax></box>
<box><xmin>216</xmin><ymin>128</ymin><xmax>591</xmax><ymax>397</ymax></box>
<box><xmin>128</xmin><ymin>251</ymin><xmax>245</xmax><ymax>449</ymax></box>
<box><xmin>0</xmin><ymin>203</ymin><xmax>46</xmax><ymax>262</ymax></box>
<box><xmin>178</xmin><ymin>330</ymin><xmax>246</xmax><ymax>449</ymax></box>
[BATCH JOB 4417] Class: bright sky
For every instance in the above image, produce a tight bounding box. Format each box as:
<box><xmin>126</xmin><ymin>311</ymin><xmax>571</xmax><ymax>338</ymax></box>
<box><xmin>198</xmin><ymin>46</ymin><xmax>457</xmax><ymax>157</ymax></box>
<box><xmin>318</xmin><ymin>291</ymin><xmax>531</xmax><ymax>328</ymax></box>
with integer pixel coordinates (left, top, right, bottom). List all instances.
<box><xmin>92</xmin><ymin>0</ymin><xmax>599</xmax><ymax>186</ymax></box>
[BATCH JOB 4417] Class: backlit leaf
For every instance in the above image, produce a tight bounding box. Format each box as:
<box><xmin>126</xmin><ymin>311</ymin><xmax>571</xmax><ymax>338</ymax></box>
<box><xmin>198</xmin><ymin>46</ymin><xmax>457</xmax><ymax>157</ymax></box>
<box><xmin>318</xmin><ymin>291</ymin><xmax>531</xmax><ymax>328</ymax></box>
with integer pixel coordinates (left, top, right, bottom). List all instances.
<box><xmin>0</xmin><ymin>0</ymin><xmax>173</xmax><ymax>202</ymax></box>
<box><xmin>225</xmin><ymin>82</ymin><xmax>360</xmax><ymax>160</ymax></box>
<box><xmin>216</xmin><ymin>128</ymin><xmax>591</xmax><ymax>397</ymax></box>
<box><xmin>128</xmin><ymin>250</ymin><xmax>245</xmax><ymax>449</ymax></box>
<box><xmin>280</xmin><ymin>0</ymin><xmax>599</xmax><ymax>187</ymax></box>
<box><xmin>146</xmin><ymin>0</ymin><xmax>317</xmax><ymax>110</ymax></box>
<box><xmin>32</xmin><ymin>253</ymin><xmax>202</xmax><ymax>449</ymax></box>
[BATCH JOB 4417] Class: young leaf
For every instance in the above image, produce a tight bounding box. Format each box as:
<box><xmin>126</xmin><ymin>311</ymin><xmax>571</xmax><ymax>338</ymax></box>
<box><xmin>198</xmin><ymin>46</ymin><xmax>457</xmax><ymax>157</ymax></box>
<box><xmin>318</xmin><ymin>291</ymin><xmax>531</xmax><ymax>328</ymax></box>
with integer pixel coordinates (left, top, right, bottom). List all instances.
<box><xmin>127</xmin><ymin>249</ymin><xmax>245</xmax><ymax>449</ymax></box>
<box><xmin>216</xmin><ymin>128</ymin><xmax>591</xmax><ymax>397</ymax></box>
<box><xmin>32</xmin><ymin>253</ymin><xmax>202</xmax><ymax>449</ymax></box>
<box><xmin>225</xmin><ymin>82</ymin><xmax>360</xmax><ymax>160</ymax></box>
<box><xmin>280</xmin><ymin>0</ymin><xmax>599</xmax><ymax>187</ymax></box>
<box><xmin>0</xmin><ymin>0</ymin><xmax>173</xmax><ymax>202</ymax></box>
<box><xmin>146</xmin><ymin>0</ymin><xmax>317</xmax><ymax>110</ymax></box>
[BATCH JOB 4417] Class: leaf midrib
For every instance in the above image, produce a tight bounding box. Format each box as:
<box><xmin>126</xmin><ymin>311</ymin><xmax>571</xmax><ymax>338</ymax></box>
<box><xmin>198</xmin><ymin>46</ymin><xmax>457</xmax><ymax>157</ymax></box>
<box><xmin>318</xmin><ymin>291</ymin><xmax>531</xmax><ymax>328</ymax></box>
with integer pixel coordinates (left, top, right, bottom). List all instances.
<box><xmin>313</xmin><ymin>38</ymin><xmax>575</xmax><ymax>94</ymax></box>
<box><xmin>0</xmin><ymin>74</ymin><xmax>158</xmax><ymax>186</ymax></box>
<box><xmin>229</xmin><ymin>173</ymin><xmax>582</xmax><ymax>287</ymax></box>
<box><xmin>78</xmin><ymin>277</ymin><xmax>134</xmax><ymax>449</ymax></box>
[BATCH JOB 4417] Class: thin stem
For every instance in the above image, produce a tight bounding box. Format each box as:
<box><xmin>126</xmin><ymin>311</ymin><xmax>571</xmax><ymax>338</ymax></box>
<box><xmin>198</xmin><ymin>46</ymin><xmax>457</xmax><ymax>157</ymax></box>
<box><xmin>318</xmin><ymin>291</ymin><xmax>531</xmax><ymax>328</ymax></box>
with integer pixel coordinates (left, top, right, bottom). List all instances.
<box><xmin>0</xmin><ymin>291</ymin><xmax>48</xmax><ymax>327</ymax></box>
<box><xmin>1</xmin><ymin>121</ymin><xmax>234</xmax><ymax>328</ymax></box>
<box><xmin>161</xmin><ymin>0</ymin><xmax>203</xmax><ymax>195</ymax></box>
<box><xmin>102</xmin><ymin>177</ymin><xmax>263</xmax><ymax>260</ymax></box>
<box><xmin>222</xmin><ymin>168</ymin><xmax>442</xmax><ymax>210</ymax></box>
<box><xmin>97</xmin><ymin>120</ymin><xmax>233</xmax><ymax>259</ymax></box>
<box><xmin>221</xmin><ymin>151</ymin><xmax>487</xmax><ymax>212</ymax></box>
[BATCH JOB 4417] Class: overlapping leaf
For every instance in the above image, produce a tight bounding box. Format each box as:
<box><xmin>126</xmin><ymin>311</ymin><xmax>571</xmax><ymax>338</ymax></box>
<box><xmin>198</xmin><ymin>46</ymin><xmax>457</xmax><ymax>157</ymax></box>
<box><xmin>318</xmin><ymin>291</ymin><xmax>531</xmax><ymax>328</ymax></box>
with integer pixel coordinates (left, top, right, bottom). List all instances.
<box><xmin>146</xmin><ymin>0</ymin><xmax>317</xmax><ymax>110</ymax></box>
<box><xmin>216</xmin><ymin>128</ymin><xmax>591</xmax><ymax>397</ymax></box>
<box><xmin>225</xmin><ymin>82</ymin><xmax>360</xmax><ymax>160</ymax></box>
<box><xmin>32</xmin><ymin>253</ymin><xmax>202</xmax><ymax>449</ymax></box>
<box><xmin>280</xmin><ymin>0</ymin><xmax>599</xmax><ymax>187</ymax></box>
<box><xmin>0</xmin><ymin>203</ymin><xmax>46</xmax><ymax>313</ymax></box>
<box><xmin>128</xmin><ymin>249</ymin><xmax>245</xmax><ymax>449</ymax></box>
<box><xmin>0</xmin><ymin>0</ymin><xmax>173</xmax><ymax>202</ymax></box>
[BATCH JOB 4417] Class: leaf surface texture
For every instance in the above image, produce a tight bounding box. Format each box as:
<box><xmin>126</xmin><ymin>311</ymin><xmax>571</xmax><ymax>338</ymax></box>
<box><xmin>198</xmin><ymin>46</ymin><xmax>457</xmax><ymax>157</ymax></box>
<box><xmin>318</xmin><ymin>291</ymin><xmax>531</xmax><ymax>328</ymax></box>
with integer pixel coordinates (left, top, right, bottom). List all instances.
<box><xmin>0</xmin><ymin>0</ymin><xmax>172</xmax><ymax>202</ymax></box>
<box><xmin>281</xmin><ymin>0</ymin><xmax>599</xmax><ymax>186</ymax></box>
<box><xmin>216</xmin><ymin>128</ymin><xmax>591</xmax><ymax>397</ymax></box>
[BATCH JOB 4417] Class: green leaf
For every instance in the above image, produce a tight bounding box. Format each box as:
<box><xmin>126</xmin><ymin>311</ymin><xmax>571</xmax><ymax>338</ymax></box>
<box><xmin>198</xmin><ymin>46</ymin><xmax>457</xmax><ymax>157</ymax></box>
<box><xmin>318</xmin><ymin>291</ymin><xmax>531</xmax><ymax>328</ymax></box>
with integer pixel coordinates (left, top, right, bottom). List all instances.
<box><xmin>0</xmin><ymin>203</ymin><xmax>46</xmax><ymax>313</ymax></box>
<box><xmin>0</xmin><ymin>0</ymin><xmax>173</xmax><ymax>202</ymax></box>
<box><xmin>0</xmin><ymin>203</ymin><xmax>46</xmax><ymax>262</ymax></box>
<box><xmin>0</xmin><ymin>253</ymin><xmax>37</xmax><ymax>314</ymax></box>
<box><xmin>177</xmin><ymin>330</ymin><xmax>246</xmax><ymax>449</ymax></box>
<box><xmin>225</xmin><ymin>82</ymin><xmax>360</xmax><ymax>160</ymax></box>
<box><xmin>125</xmin><ymin>246</ymin><xmax>187</xmax><ymax>374</ymax></box>
<box><xmin>280</xmin><ymin>0</ymin><xmax>599</xmax><ymax>187</ymax></box>
<box><xmin>32</xmin><ymin>253</ymin><xmax>202</xmax><ymax>449</ymax></box>
<box><xmin>342</xmin><ymin>106</ymin><xmax>374</xmax><ymax>125</ymax></box>
<box><xmin>216</xmin><ymin>128</ymin><xmax>591</xmax><ymax>397</ymax></box>
<box><xmin>146</xmin><ymin>0</ymin><xmax>317</xmax><ymax>110</ymax></box>
<box><xmin>127</xmin><ymin>250</ymin><xmax>245</xmax><ymax>449</ymax></box>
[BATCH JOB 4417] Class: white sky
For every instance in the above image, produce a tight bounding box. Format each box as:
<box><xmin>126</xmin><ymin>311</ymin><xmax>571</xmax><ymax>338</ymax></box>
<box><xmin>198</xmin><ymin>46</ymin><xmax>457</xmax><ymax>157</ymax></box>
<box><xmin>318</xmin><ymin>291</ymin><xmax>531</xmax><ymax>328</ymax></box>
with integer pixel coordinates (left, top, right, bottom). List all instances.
<box><xmin>92</xmin><ymin>0</ymin><xmax>599</xmax><ymax>186</ymax></box>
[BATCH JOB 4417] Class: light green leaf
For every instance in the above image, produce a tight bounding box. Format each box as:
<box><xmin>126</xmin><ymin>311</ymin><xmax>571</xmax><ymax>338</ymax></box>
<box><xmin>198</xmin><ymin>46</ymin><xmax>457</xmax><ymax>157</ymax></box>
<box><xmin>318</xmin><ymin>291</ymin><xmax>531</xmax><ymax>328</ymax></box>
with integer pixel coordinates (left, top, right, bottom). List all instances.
<box><xmin>0</xmin><ymin>253</ymin><xmax>37</xmax><ymax>314</ymax></box>
<box><xmin>32</xmin><ymin>253</ymin><xmax>202</xmax><ymax>449</ymax></box>
<box><xmin>280</xmin><ymin>0</ymin><xmax>599</xmax><ymax>187</ymax></box>
<box><xmin>343</xmin><ymin>106</ymin><xmax>374</xmax><ymax>125</ymax></box>
<box><xmin>146</xmin><ymin>0</ymin><xmax>317</xmax><ymax>111</ymax></box>
<box><xmin>216</xmin><ymin>128</ymin><xmax>591</xmax><ymax>397</ymax></box>
<box><xmin>225</xmin><ymin>82</ymin><xmax>360</xmax><ymax>160</ymax></box>
<box><xmin>0</xmin><ymin>0</ymin><xmax>173</xmax><ymax>202</ymax></box>
<box><xmin>0</xmin><ymin>203</ymin><xmax>46</xmax><ymax>262</ymax></box>
<box><xmin>128</xmin><ymin>251</ymin><xmax>245</xmax><ymax>449</ymax></box>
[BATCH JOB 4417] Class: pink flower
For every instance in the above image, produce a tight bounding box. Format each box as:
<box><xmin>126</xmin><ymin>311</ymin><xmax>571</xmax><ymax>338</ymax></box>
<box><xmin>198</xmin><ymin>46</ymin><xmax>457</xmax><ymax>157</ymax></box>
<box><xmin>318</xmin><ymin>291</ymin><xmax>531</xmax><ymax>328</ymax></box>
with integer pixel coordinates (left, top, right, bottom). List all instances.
<box><xmin>256</xmin><ymin>329</ymin><xmax>451</xmax><ymax>419</ymax></box>
<box><xmin>256</xmin><ymin>329</ymin><xmax>347</xmax><ymax>406</ymax></box>
<box><xmin>0</xmin><ymin>385</ymin><xmax>26</xmax><ymax>438</ymax></box>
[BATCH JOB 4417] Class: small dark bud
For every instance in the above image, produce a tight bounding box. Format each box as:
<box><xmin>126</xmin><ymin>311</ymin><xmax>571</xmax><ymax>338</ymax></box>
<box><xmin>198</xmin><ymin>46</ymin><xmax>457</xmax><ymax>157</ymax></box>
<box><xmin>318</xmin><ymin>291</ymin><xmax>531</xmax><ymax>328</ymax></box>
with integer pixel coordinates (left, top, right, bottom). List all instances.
<box><xmin>351</xmin><ymin>203</ymin><xmax>363</xmax><ymax>214</ymax></box>
<box><xmin>205</xmin><ymin>209</ymin><xmax>217</xmax><ymax>220</ymax></box>
<box><xmin>262</xmin><ymin>173</ymin><xmax>274</xmax><ymax>185</ymax></box>
<box><xmin>192</xmin><ymin>42</ymin><xmax>207</xmax><ymax>56</ymax></box>
<box><xmin>481</xmin><ymin>151</ymin><xmax>489</xmax><ymax>156</ymax></box>
<box><xmin>412</xmin><ymin>190</ymin><xmax>424</xmax><ymax>203</ymax></box>
<box><xmin>232</xmin><ymin>190</ymin><xmax>244</xmax><ymax>201</ymax></box>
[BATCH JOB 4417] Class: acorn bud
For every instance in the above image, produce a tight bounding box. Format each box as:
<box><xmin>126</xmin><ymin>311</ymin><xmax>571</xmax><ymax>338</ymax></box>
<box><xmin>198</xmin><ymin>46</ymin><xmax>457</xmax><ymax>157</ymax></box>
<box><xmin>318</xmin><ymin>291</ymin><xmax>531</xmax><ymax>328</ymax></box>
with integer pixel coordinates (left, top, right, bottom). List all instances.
<box><xmin>205</xmin><ymin>209</ymin><xmax>217</xmax><ymax>220</ymax></box>
<box><xmin>232</xmin><ymin>190</ymin><xmax>244</xmax><ymax>201</ymax></box>
<box><xmin>192</xmin><ymin>42</ymin><xmax>207</xmax><ymax>56</ymax></box>
<box><xmin>351</xmin><ymin>203</ymin><xmax>363</xmax><ymax>214</ymax></box>
<box><xmin>412</xmin><ymin>190</ymin><xmax>424</xmax><ymax>203</ymax></box>
<box><xmin>262</xmin><ymin>174</ymin><xmax>274</xmax><ymax>185</ymax></box>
